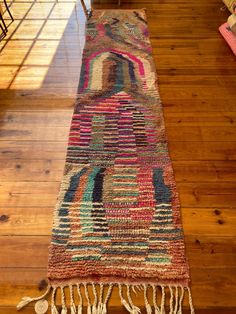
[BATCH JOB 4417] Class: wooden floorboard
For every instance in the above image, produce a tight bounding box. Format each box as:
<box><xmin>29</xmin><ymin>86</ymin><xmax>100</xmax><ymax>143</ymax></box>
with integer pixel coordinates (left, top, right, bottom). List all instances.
<box><xmin>0</xmin><ymin>0</ymin><xmax>235</xmax><ymax>312</ymax></box>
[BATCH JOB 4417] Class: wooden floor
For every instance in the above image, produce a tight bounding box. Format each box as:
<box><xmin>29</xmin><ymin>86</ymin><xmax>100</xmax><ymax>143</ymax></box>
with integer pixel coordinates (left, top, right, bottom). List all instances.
<box><xmin>0</xmin><ymin>0</ymin><xmax>236</xmax><ymax>313</ymax></box>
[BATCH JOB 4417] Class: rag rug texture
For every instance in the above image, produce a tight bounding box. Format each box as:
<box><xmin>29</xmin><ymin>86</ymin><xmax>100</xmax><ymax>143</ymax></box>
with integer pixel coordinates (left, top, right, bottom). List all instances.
<box><xmin>17</xmin><ymin>9</ymin><xmax>194</xmax><ymax>314</ymax></box>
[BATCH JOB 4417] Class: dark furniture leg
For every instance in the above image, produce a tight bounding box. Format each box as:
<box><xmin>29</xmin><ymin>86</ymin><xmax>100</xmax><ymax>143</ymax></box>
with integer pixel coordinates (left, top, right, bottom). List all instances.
<box><xmin>80</xmin><ymin>0</ymin><xmax>89</xmax><ymax>18</ymax></box>
<box><xmin>0</xmin><ymin>13</ymin><xmax>8</xmax><ymax>32</ymax></box>
<box><xmin>0</xmin><ymin>21</ymin><xmax>6</xmax><ymax>35</ymax></box>
<box><xmin>3</xmin><ymin>0</ymin><xmax>14</xmax><ymax>21</ymax></box>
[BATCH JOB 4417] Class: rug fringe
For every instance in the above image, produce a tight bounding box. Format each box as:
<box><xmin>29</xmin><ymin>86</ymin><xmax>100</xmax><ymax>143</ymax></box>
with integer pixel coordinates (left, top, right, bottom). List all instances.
<box><xmin>16</xmin><ymin>283</ymin><xmax>194</xmax><ymax>314</ymax></box>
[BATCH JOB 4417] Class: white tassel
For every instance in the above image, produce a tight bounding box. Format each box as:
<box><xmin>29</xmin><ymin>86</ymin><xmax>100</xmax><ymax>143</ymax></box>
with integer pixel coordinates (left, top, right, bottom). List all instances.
<box><xmin>123</xmin><ymin>284</ymin><xmax>141</xmax><ymax>314</ymax></box>
<box><xmin>121</xmin><ymin>299</ymin><xmax>133</xmax><ymax>313</ymax></box>
<box><xmin>160</xmin><ymin>286</ymin><xmax>166</xmax><ymax>314</ymax></box>
<box><xmin>60</xmin><ymin>286</ymin><xmax>67</xmax><ymax>314</ymax></box>
<box><xmin>87</xmin><ymin>305</ymin><xmax>92</xmax><ymax>314</ymax></box>
<box><xmin>143</xmin><ymin>284</ymin><xmax>152</xmax><ymax>314</ymax></box>
<box><xmin>132</xmin><ymin>286</ymin><xmax>138</xmax><ymax>295</ymax></box>
<box><xmin>17</xmin><ymin>283</ymin><xmax>194</xmax><ymax>314</ymax></box>
<box><xmin>96</xmin><ymin>284</ymin><xmax>104</xmax><ymax>314</ymax></box>
<box><xmin>187</xmin><ymin>287</ymin><xmax>195</xmax><ymax>314</ymax></box>
<box><xmin>177</xmin><ymin>286</ymin><xmax>184</xmax><ymax>314</ymax></box>
<box><xmin>169</xmin><ymin>286</ymin><xmax>174</xmax><ymax>314</ymax></box>
<box><xmin>118</xmin><ymin>284</ymin><xmax>132</xmax><ymax>313</ymax></box>
<box><xmin>102</xmin><ymin>283</ymin><xmax>113</xmax><ymax>314</ymax></box>
<box><xmin>51</xmin><ymin>287</ymin><xmax>59</xmax><ymax>314</ymax></box>
<box><xmin>101</xmin><ymin>303</ymin><xmax>107</xmax><ymax>314</ymax></box>
<box><xmin>17</xmin><ymin>285</ymin><xmax>51</xmax><ymax>310</ymax></box>
<box><xmin>146</xmin><ymin>304</ymin><xmax>152</xmax><ymax>314</ymax></box>
<box><xmin>61</xmin><ymin>307</ymin><xmax>67</xmax><ymax>314</ymax></box>
<box><xmin>173</xmin><ymin>287</ymin><xmax>178</xmax><ymax>314</ymax></box>
<box><xmin>17</xmin><ymin>297</ymin><xmax>34</xmax><ymax>310</ymax></box>
<box><xmin>132</xmin><ymin>306</ymin><xmax>142</xmax><ymax>314</ymax></box>
<box><xmin>77</xmin><ymin>284</ymin><xmax>83</xmax><ymax>314</ymax></box>
<box><xmin>96</xmin><ymin>302</ymin><xmax>101</xmax><ymax>314</ymax></box>
<box><xmin>51</xmin><ymin>304</ymin><xmax>59</xmax><ymax>314</ymax></box>
<box><xmin>97</xmin><ymin>303</ymin><xmax>102</xmax><ymax>314</ymax></box>
<box><xmin>127</xmin><ymin>285</ymin><xmax>141</xmax><ymax>314</ymax></box>
<box><xmin>69</xmin><ymin>285</ymin><xmax>76</xmax><ymax>314</ymax></box>
<box><xmin>77</xmin><ymin>305</ymin><xmax>82</xmax><ymax>314</ymax></box>
<box><xmin>92</xmin><ymin>283</ymin><xmax>98</xmax><ymax>314</ymax></box>
<box><xmin>92</xmin><ymin>304</ymin><xmax>97</xmax><ymax>314</ymax></box>
<box><xmin>84</xmin><ymin>283</ymin><xmax>92</xmax><ymax>314</ymax></box>
<box><xmin>152</xmin><ymin>285</ymin><xmax>161</xmax><ymax>314</ymax></box>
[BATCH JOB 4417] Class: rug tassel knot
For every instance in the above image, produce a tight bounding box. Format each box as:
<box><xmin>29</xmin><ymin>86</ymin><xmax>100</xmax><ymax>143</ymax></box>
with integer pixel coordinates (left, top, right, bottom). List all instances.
<box><xmin>87</xmin><ymin>305</ymin><xmax>92</xmax><ymax>314</ymax></box>
<box><xmin>61</xmin><ymin>307</ymin><xmax>67</xmax><ymax>314</ymax></box>
<box><xmin>17</xmin><ymin>285</ymin><xmax>51</xmax><ymax>312</ymax></box>
<box><xmin>51</xmin><ymin>304</ymin><xmax>59</xmax><ymax>314</ymax></box>
<box><xmin>71</xmin><ymin>305</ymin><xmax>76</xmax><ymax>314</ymax></box>
<box><xmin>77</xmin><ymin>305</ymin><xmax>82</xmax><ymax>314</ymax></box>
<box><xmin>17</xmin><ymin>297</ymin><xmax>34</xmax><ymax>310</ymax></box>
<box><xmin>16</xmin><ymin>283</ymin><xmax>194</xmax><ymax>314</ymax></box>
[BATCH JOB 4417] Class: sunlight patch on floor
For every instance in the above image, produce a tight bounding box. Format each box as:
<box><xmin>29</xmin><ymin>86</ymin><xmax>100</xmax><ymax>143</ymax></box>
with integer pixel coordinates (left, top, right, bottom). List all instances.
<box><xmin>0</xmin><ymin>0</ymin><xmax>89</xmax><ymax>91</ymax></box>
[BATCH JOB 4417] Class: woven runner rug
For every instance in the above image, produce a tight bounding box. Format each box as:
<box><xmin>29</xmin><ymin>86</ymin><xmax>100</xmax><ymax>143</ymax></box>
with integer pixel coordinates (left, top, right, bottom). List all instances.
<box><xmin>17</xmin><ymin>9</ymin><xmax>194</xmax><ymax>314</ymax></box>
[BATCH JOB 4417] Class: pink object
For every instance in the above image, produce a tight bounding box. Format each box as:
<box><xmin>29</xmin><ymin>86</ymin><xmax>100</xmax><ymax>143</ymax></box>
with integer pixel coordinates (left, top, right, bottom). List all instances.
<box><xmin>219</xmin><ymin>22</ymin><xmax>236</xmax><ymax>55</ymax></box>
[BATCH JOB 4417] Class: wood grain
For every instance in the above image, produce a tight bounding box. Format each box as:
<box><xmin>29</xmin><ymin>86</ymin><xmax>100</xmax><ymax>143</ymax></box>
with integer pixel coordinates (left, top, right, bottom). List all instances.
<box><xmin>0</xmin><ymin>0</ymin><xmax>235</xmax><ymax>312</ymax></box>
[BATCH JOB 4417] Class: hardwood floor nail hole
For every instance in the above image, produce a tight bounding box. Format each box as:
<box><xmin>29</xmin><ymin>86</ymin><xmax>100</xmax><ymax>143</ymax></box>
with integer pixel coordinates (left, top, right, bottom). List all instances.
<box><xmin>7</xmin><ymin>115</ymin><xmax>13</xmax><ymax>122</ymax></box>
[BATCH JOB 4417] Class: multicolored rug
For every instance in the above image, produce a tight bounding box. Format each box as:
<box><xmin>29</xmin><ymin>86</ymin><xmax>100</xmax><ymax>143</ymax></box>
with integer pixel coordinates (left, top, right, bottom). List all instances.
<box><xmin>17</xmin><ymin>9</ymin><xmax>194</xmax><ymax>314</ymax></box>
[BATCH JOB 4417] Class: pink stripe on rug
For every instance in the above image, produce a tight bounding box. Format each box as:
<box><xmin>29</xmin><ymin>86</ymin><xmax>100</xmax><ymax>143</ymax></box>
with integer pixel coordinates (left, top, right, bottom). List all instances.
<box><xmin>219</xmin><ymin>22</ymin><xmax>236</xmax><ymax>55</ymax></box>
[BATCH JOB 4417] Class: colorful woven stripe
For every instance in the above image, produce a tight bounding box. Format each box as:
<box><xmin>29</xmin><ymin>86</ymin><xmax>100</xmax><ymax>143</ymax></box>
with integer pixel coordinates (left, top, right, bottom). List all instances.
<box><xmin>17</xmin><ymin>9</ymin><xmax>194</xmax><ymax>314</ymax></box>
